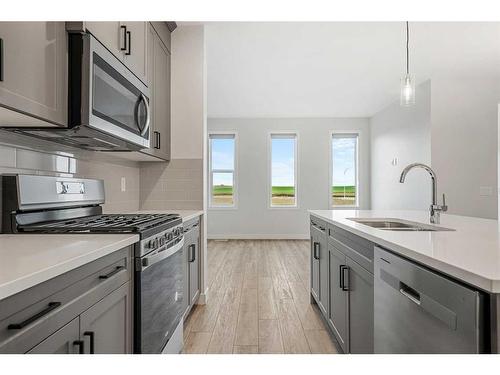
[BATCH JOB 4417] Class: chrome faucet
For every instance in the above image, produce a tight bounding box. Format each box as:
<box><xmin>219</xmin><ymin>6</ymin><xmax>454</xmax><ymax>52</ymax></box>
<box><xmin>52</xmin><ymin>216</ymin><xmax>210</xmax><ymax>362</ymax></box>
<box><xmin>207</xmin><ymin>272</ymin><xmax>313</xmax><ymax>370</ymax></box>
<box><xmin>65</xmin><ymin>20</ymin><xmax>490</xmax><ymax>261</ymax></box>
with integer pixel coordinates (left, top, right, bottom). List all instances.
<box><xmin>399</xmin><ymin>163</ymin><xmax>448</xmax><ymax>224</ymax></box>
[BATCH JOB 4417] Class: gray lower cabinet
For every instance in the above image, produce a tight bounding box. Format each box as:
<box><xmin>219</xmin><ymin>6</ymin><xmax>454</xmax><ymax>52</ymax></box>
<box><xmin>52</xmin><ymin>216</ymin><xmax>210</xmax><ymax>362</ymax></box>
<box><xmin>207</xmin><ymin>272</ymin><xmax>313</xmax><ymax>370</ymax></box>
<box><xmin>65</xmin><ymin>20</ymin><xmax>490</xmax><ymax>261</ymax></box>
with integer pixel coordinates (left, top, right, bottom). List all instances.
<box><xmin>0</xmin><ymin>246</ymin><xmax>133</xmax><ymax>354</ymax></box>
<box><xmin>328</xmin><ymin>245</ymin><xmax>349</xmax><ymax>353</ymax></box>
<box><xmin>183</xmin><ymin>217</ymin><xmax>201</xmax><ymax>317</ymax></box>
<box><xmin>26</xmin><ymin>318</ymin><xmax>80</xmax><ymax>354</ymax></box>
<box><xmin>310</xmin><ymin>216</ymin><xmax>374</xmax><ymax>354</ymax></box>
<box><xmin>310</xmin><ymin>218</ymin><xmax>328</xmax><ymax>315</ymax></box>
<box><xmin>79</xmin><ymin>282</ymin><xmax>132</xmax><ymax>354</ymax></box>
<box><xmin>347</xmin><ymin>257</ymin><xmax>374</xmax><ymax>354</ymax></box>
<box><xmin>0</xmin><ymin>22</ymin><xmax>67</xmax><ymax>127</ymax></box>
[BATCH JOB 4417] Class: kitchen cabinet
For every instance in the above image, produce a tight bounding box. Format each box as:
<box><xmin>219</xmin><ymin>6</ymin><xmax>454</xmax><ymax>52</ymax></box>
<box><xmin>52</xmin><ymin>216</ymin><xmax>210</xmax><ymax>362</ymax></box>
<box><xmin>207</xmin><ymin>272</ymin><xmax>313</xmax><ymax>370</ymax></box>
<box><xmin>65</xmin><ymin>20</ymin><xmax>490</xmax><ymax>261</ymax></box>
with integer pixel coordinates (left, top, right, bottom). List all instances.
<box><xmin>141</xmin><ymin>23</ymin><xmax>171</xmax><ymax>161</ymax></box>
<box><xmin>309</xmin><ymin>216</ymin><xmax>375</xmax><ymax>354</ymax></box>
<box><xmin>26</xmin><ymin>318</ymin><xmax>80</xmax><ymax>354</ymax></box>
<box><xmin>79</xmin><ymin>282</ymin><xmax>132</xmax><ymax>354</ymax></box>
<box><xmin>346</xmin><ymin>257</ymin><xmax>373</xmax><ymax>354</ymax></box>
<box><xmin>68</xmin><ymin>21</ymin><xmax>148</xmax><ymax>85</ymax></box>
<box><xmin>328</xmin><ymin>245</ymin><xmax>349</xmax><ymax>353</ymax></box>
<box><xmin>0</xmin><ymin>22</ymin><xmax>67</xmax><ymax>127</ymax></box>
<box><xmin>310</xmin><ymin>218</ymin><xmax>328</xmax><ymax>316</ymax></box>
<box><xmin>0</xmin><ymin>246</ymin><xmax>133</xmax><ymax>354</ymax></box>
<box><xmin>183</xmin><ymin>217</ymin><xmax>201</xmax><ymax>317</ymax></box>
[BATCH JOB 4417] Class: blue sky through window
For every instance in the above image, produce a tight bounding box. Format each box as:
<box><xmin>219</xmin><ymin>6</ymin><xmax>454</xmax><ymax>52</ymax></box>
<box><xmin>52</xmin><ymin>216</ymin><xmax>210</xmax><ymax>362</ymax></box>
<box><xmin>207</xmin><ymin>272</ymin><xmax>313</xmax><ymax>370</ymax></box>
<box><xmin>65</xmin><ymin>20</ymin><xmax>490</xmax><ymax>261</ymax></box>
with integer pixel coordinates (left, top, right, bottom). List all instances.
<box><xmin>272</xmin><ymin>137</ymin><xmax>295</xmax><ymax>187</ymax></box>
<box><xmin>211</xmin><ymin>138</ymin><xmax>234</xmax><ymax>186</ymax></box>
<box><xmin>332</xmin><ymin>136</ymin><xmax>356</xmax><ymax>187</ymax></box>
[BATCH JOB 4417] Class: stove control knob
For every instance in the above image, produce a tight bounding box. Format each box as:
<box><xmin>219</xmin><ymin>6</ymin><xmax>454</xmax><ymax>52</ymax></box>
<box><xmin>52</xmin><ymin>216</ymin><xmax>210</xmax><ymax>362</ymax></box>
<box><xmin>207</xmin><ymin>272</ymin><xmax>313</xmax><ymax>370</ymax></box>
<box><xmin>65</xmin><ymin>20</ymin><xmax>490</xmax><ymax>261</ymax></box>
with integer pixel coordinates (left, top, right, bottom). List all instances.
<box><xmin>166</xmin><ymin>232</ymin><xmax>173</xmax><ymax>241</ymax></box>
<box><xmin>159</xmin><ymin>237</ymin><xmax>165</xmax><ymax>246</ymax></box>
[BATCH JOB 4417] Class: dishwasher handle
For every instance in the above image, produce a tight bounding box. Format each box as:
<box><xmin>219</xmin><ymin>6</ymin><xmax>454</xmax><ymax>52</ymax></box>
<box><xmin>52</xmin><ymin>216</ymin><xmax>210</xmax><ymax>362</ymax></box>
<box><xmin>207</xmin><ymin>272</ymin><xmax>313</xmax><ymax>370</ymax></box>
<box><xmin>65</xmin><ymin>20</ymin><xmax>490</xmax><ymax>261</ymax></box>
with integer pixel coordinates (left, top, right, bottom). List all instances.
<box><xmin>399</xmin><ymin>281</ymin><xmax>421</xmax><ymax>305</ymax></box>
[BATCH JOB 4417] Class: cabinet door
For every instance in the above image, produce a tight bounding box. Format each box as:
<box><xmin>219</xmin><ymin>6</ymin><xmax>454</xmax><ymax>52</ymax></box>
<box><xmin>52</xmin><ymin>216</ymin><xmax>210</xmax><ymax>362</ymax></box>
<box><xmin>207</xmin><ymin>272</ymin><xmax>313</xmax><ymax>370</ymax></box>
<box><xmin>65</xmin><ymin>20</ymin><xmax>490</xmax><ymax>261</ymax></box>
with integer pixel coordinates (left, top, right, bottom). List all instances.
<box><xmin>85</xmin><ymin>21</ymin><xmax>123</xmax><ymax>59</ymax></box>
<box><xmin>26</xmin><ymin>318</ymin><xmax>80</xmax><ymax>354</ymax></box>
<box><xmin>310</xmin><ymin>232</ymin><xmax>320</xmax><ymax>302</ymax></box>
<box><xmin>122</xmin><ymin>22</ymin><xmax>148</xmax><ymax>84</ymax></box>
<box><xmin>318</xmin><ymin>234</ymin><xmax>329</xmax><ymax>316</ymax></box>
<box><xmin>0</xmin><ymin>22</ymin><xmax>67</xmax><ymax>126</ymax></box>
<box><xmin>188</xmin><ymin>235</ymin><xmax>200</xmax><ymax>306</ymax></box>
<box><xmin>152</xmin><ymin>35</ymin><xmax>171</xmax><ymax>160</ymax></box>
<box><xmin>347</xmin><ymin>257</ymin><xmax>374</xmax><ymax>354</ymax></box>
<box><xmin>329</xmin><ymin>245</ymin><xmax>349</xmax><ymax>353</ymax></box>
<box><xmin>79</xmin><ymin>282</ymin><xmax>132</xmax><ymax>354</ymax></box>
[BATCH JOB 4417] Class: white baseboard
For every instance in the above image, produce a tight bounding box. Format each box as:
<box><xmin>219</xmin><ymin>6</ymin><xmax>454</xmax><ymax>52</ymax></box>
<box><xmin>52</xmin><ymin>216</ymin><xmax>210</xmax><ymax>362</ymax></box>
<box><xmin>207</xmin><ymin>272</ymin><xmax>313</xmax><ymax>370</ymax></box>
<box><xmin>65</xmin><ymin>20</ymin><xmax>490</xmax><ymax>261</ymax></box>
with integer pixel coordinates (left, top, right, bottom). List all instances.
<box><xmin>197</xmin><ymin>287</ymin><xmax>208</xmax><ymax>305</ymax></box>
<box><xmin>207</xmin><ymin>234</ymin><xmax>309</xmax><ymax>240</ymax></box>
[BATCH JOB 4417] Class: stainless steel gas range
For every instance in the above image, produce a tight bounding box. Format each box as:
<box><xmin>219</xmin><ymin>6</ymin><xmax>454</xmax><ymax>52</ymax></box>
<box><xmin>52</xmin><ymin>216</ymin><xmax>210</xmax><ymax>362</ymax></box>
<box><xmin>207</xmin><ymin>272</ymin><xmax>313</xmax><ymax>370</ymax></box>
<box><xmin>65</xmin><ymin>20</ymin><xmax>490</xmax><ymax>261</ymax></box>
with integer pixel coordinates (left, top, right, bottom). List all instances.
<box><xmin>0</xmin><ymin>174</ymin><xmax>186</xmax><ymax>354</ymax></box>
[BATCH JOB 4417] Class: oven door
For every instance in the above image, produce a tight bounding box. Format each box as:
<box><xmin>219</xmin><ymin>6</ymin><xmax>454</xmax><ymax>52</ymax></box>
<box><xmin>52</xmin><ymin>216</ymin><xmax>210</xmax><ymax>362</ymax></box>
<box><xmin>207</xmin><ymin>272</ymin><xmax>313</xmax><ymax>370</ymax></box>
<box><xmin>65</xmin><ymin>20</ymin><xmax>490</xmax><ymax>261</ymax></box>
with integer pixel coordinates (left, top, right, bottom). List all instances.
<box><xmin>84</xmin><ymin>34</ymin><xmax>150</xmax><ymax>149</ymax></box>
<box><xmin>134</xmin><ymin>238</ymin><xmax>185</xmax><ymax>354</ymax></box>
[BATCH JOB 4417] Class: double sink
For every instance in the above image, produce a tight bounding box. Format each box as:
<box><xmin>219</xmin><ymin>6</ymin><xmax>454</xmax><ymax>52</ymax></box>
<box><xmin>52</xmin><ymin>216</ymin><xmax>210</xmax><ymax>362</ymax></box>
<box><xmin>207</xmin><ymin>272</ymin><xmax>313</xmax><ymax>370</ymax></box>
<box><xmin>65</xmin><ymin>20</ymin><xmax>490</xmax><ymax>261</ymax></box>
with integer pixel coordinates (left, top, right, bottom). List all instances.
<box><xmin>347</xmin><ymin>218</ymin><xmax>454</xmax><ymax>232</ymax></box>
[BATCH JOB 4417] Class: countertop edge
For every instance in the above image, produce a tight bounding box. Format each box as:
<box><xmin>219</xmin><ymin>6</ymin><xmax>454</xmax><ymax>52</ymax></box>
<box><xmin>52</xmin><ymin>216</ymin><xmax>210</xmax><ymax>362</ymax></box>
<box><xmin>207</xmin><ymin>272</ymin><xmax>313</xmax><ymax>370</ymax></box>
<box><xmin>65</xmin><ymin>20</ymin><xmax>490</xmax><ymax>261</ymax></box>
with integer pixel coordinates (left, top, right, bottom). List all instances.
<box><xmin>309</xmin><ymin>211</ymin><xmax>498</xmax><ymax>293</ymax></box>
<box><xmin>0</xmin><ymin>234</ymin><xmax>139</xmax><ymax>301</ymax></box>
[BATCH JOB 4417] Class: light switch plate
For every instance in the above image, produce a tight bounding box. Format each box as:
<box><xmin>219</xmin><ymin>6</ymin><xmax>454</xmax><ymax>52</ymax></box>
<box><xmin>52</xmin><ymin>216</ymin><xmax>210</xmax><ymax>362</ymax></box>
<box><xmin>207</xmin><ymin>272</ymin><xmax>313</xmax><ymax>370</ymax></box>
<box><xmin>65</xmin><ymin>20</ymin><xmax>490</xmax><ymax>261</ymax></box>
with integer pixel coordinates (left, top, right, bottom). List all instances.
<box><xmin>121</xmin><ymin>177</ymin><xmax>126</xmax><ymax>192</ymax></box>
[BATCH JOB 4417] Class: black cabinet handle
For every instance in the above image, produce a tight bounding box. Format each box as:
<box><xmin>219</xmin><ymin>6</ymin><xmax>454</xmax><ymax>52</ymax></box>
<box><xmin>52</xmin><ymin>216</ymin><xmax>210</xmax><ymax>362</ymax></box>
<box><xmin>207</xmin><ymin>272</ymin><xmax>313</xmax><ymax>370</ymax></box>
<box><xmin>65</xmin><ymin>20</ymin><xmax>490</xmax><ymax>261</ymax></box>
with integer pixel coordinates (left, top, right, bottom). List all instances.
<box><xmin>8</xmin><ymin>302</ymin><xmax>61</xmax><ymax>330</ymax></box>
<box><xmin>84</xmin><ymin>331</ymin><xmax>95</xmax><ymax>354</ymax></box>
<box><xmin>157</xmin><ymin>131</ymin><xmax>161</xmax><ymax>149</ymax></box>
<box><xmin>0</xmin><ymin>38</ymin><xmax>3</xmax><ymax>82</ymax></box>
<box><xmin>341</xmin><ymin>266</ymin><xmax>350</xmax><ymax>291</ymax></box>
<box><xmin>99</xmin><ymin>265</ymin><xmax>125</xmax><ymax>279</ymax></box>
<box><xmin>188</xmin><ymin>244</ymin><xmax>196</xmax><ymax>262</ymax></box>
<box><xmin>313</xmin><ymin>242</ymin><xmax>320</xmax><ymax>260</ymax></box>
<box><xmin>120</xmin><ymin>25</ymin><xmax>127</xmax><ymax>51</ymax></box>
<box><xmin>126</xmin><ymin>30</ymin><xmax>131</xmax><ymax>55</ymax></box>
<box><xmin>153</xmin><ymin>131</ymin><xmax>161</xmax><ymax>149</ymax></box>
<box><xmin>73</xmin><ymin>340</ymin><xmax>84</xmax><ymax>354</ymax></box>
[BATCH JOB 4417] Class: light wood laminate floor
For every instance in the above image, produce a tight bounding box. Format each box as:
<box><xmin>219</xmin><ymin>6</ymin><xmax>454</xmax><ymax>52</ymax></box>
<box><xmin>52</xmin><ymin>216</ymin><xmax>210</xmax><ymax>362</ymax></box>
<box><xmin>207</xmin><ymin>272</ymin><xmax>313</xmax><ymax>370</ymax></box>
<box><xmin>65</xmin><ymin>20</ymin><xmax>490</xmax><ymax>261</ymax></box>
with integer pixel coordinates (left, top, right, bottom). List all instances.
<box><xmin>182</xmin><ymin>240</ymin><xmax>338</xmax><ymax>354</ymax></box>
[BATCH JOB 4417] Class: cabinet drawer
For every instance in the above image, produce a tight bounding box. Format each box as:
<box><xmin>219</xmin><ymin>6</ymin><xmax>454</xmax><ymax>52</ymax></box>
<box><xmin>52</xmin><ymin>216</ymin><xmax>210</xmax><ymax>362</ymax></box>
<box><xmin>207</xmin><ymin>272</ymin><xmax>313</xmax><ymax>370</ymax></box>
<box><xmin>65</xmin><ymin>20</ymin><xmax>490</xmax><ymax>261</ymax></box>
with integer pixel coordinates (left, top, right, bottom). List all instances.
<box><xmin>328</xmin><ymin>225</ymin><xmax>373</xmax><ymax>273</ymax></box>
<box><xmin>0</xmin><ymin>246</ymin><xmax>131</xmax><ymax>353</ymax></box>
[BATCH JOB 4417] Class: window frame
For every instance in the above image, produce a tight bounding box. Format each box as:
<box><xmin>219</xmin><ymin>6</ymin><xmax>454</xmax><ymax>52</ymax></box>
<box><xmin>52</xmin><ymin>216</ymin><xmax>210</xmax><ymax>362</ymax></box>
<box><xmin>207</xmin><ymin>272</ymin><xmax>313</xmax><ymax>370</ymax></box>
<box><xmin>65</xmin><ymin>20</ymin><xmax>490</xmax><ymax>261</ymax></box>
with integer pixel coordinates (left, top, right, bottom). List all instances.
<box><xmin>329</xmin><ymin>131</ymin><xmax>360</xmax><ymax>209</ymax></box>
<box><xmin>208</xmin><ymin>131</ymin><xmax>238</xmax><ymax>209</ymax></box>
<box><xmin>268</xmin><ymin>132</ymin><xmax>299</xmax><ymax>209</ymax></box>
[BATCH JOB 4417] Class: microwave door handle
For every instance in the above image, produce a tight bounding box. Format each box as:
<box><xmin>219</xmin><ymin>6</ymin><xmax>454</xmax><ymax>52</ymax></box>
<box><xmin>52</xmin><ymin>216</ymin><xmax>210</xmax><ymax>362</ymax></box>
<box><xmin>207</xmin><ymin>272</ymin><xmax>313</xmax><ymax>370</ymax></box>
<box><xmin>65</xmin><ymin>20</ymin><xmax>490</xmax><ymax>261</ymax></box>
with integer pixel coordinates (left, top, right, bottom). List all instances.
<box><xmin>139</xmin><ymin>93</ymin><xmax>150</xmax><ymax>137</ymax></box>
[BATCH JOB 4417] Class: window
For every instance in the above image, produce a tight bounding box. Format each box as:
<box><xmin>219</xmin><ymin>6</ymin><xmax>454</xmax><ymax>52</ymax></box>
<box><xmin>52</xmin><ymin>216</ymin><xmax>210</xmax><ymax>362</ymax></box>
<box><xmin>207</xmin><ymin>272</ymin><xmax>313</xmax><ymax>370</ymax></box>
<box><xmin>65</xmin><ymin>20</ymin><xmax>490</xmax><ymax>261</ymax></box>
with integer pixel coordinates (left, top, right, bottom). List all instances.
<box><xmin>270</xmin><ymin>133</ymin><xmax>297</xmax><ymax>207</ymax></box>
<box><xmin>331</xmin><ymin>133</ymin><xmax>358</xmax><ymax>207</ymax></box>
<box><xmin>209</xmin><ymin>133</ymin><xmax>236</xmax><ymax>207</ymax></box>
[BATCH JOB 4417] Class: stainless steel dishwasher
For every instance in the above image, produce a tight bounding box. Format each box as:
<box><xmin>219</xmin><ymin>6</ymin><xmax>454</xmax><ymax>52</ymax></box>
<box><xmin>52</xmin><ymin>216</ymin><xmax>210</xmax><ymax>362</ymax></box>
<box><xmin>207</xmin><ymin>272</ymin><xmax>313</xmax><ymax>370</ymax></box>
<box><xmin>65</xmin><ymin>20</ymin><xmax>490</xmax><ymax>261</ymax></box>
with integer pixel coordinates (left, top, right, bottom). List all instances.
<box><xmin>374</xmin><ymin>246</ymin><xmax>485</xmax><ymax>353</ymax></box>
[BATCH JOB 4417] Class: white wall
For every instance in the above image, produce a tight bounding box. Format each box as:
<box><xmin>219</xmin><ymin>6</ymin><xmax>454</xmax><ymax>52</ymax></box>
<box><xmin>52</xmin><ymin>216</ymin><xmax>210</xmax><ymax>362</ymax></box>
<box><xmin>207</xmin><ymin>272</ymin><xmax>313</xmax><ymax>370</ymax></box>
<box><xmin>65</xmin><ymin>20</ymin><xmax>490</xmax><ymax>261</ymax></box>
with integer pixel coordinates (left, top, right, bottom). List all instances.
<box><xmin>207</xmin><ymin>118</ymin><xmax>370</xmax><ymax>239</ymax></box>
<box><xmin>171</xmin><ymin>25</ymin><xmax>205</xmax><ymax>159</ymax></box>
<box><xmin>431</xmin><ymin>77</ymin><xmax>500</xmax><ymax>219</ymax></box>
<box><xmin>370</xmin><ymin>81</ymin><xmax>431</xmax><ymax>210</ymax></box>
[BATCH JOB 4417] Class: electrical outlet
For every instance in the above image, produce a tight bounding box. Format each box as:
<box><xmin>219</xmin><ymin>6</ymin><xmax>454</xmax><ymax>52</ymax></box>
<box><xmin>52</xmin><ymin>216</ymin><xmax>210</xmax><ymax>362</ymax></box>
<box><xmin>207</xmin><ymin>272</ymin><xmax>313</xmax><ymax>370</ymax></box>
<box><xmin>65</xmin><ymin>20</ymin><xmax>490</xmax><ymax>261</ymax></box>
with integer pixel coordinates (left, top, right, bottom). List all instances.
<box><xmin>479</xmin><ymin>186</ymin><xmax>493</xmax><ymax>196</ymax></box>
<box><xmin>121</xmin><ymin>177</ymin><xmax>126</xmax><ymax>192</ymax></box>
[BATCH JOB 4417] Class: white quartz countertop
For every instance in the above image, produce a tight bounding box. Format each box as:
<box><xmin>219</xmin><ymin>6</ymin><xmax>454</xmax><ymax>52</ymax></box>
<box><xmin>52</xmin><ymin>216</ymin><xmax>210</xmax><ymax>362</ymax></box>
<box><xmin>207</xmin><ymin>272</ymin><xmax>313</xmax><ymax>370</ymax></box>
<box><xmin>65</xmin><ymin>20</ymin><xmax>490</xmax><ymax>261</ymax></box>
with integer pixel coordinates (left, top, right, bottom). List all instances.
<box><xmin>309</xmin><ymin>210</ymin><xmax>500</xmax><ymax>293</ymax></box>
<box><xmin>0</xmin><ymin>233</ymin><xmax>139</xmax><ymax>301</ymax></box>
<box><xmin>105</xmin><ymin>209</ymin><xmax>204</xmax><ymax>223</ymax></box>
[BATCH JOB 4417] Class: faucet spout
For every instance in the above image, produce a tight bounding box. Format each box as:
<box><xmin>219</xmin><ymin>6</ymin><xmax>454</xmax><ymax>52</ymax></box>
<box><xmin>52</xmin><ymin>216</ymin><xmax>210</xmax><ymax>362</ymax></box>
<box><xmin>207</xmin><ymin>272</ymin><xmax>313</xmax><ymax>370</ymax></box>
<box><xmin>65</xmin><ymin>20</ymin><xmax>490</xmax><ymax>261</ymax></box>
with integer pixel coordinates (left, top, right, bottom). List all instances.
<box><xmin>399</xmin><ymin>163</ymin><xmax>447</xmax><ymax>224</ymax></box>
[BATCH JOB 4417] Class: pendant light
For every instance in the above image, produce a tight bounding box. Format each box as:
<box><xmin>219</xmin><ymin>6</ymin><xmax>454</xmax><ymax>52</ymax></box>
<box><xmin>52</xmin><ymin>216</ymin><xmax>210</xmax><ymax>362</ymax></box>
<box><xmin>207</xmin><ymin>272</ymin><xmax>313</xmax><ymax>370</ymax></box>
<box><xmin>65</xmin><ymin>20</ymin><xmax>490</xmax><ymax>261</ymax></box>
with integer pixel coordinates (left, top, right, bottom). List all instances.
<box><xmin>400</xmin><ymin>21</ymin><xmax>415</xmax><ymax>106</ymax></box>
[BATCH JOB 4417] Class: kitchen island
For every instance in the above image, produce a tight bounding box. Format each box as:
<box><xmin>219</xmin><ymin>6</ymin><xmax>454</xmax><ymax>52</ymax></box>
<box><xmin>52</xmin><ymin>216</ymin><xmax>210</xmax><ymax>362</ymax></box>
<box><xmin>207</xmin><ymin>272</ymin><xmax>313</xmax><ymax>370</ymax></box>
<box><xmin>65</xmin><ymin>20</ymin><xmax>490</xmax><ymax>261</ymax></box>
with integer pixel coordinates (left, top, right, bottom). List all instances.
<box><xmin>309</xmin><ymin>210</ymin><xmax>500</xmax><ymax>354</ymax></box>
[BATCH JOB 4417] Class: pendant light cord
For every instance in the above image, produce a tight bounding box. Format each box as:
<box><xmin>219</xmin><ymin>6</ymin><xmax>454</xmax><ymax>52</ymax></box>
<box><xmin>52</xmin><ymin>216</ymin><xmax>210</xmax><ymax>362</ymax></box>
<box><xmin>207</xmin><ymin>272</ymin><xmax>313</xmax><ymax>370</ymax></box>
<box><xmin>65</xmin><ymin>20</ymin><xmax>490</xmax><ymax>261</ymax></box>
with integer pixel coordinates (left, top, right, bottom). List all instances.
<box><xmin>406</xmin><ymin>21</ymin><xmax>410</xmax><ymax>75</ymax></box>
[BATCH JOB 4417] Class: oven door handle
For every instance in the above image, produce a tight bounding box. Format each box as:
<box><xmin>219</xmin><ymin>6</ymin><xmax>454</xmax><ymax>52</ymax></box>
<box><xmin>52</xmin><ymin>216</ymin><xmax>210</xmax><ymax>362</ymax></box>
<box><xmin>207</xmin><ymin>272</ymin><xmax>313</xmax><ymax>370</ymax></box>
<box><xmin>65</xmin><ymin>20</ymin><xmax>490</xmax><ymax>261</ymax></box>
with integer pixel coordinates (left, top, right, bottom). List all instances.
<box><xmin>139</xmin><ymin>237</ymin><xmax>184</xmax><ymax>272</ymax></box>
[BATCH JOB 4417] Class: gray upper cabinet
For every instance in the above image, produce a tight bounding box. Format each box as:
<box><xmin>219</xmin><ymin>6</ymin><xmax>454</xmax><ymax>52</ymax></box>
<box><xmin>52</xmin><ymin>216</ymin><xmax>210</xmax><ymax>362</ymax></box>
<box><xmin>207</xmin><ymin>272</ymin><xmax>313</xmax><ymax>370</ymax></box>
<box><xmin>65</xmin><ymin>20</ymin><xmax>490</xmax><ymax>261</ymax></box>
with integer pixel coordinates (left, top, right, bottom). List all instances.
<box><xmin>328</xmin><ymin>244</ymin><xmax>349</xmax><ymax>353</ymax></box>
<box><xmin>0</xmin><ymin>22</ymin><xmax>67</xmax><ymax>127</ymax></box>
<box><xmin>79</xmin><ymin>282</ymin><xmax>132</xmax><ymax>354</ymax></box>
<box><xmin>122</xmin><ymin>22</ymin><xmax>148</xmax><ymax>85</ymax></box>
<box><xmin>26</xmin><ymin>318</ymin><xmax>80</xmax><ymax>354</ymax></box>
<box><xmin>75</xmin><ymin>21</ymin><xmax>149</xmax><ymax>85</ymax></box>
<box><xmin>347</xmin><ymin>257</ymin><xmax>374</xmax><ymax>354</ymax></box>
<box><xmin>141</xmin><ymin>23</ymin><xmax>171</xmax><ymax>161</ymax></box>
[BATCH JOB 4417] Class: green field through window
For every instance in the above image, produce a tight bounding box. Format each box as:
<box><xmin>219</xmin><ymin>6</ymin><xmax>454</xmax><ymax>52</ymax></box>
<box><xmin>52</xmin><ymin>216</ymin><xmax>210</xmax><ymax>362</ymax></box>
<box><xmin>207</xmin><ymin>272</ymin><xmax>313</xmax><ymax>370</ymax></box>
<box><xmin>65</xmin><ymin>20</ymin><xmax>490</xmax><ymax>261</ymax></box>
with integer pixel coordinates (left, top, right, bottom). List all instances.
<box><xmin>332</xmin><ymin>185</ymin><xmax>356</xmax><ymax>206</ymax></box>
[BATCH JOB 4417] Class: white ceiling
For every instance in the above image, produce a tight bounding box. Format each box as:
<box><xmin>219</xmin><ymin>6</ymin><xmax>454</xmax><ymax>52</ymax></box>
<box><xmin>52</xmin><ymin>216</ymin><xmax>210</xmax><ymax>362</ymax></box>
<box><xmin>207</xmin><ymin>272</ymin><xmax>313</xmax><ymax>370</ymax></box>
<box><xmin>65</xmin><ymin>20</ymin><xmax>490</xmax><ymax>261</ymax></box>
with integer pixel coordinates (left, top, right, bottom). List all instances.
<box><xmin>206</xmin><ymin>22</ymin><xmax>500</xmax><ymax>118</ymax></box>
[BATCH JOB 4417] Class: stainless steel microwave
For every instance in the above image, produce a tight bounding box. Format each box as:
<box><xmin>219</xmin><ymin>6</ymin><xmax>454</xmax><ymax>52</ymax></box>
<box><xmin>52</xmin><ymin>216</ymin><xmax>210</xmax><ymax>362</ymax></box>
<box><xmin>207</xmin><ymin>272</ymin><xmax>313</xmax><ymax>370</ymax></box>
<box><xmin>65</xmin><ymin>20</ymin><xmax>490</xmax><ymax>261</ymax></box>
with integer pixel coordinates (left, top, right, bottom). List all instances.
<box><xmin>10</xmin><ymin>33</ymin><xmax>151</xmax><ymax>151</ymax></box>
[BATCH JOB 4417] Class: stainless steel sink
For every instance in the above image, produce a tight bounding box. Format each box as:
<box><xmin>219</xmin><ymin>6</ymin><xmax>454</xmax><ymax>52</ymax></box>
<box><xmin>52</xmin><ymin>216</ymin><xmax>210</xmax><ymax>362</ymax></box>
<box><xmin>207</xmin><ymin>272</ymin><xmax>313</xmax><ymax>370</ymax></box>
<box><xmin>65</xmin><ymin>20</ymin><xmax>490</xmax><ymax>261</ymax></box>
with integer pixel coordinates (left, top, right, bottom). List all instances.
<box><xmin>347</xmin><ymin>218</ymin><xmax>454</xmax><ymax>232</ymax></box>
